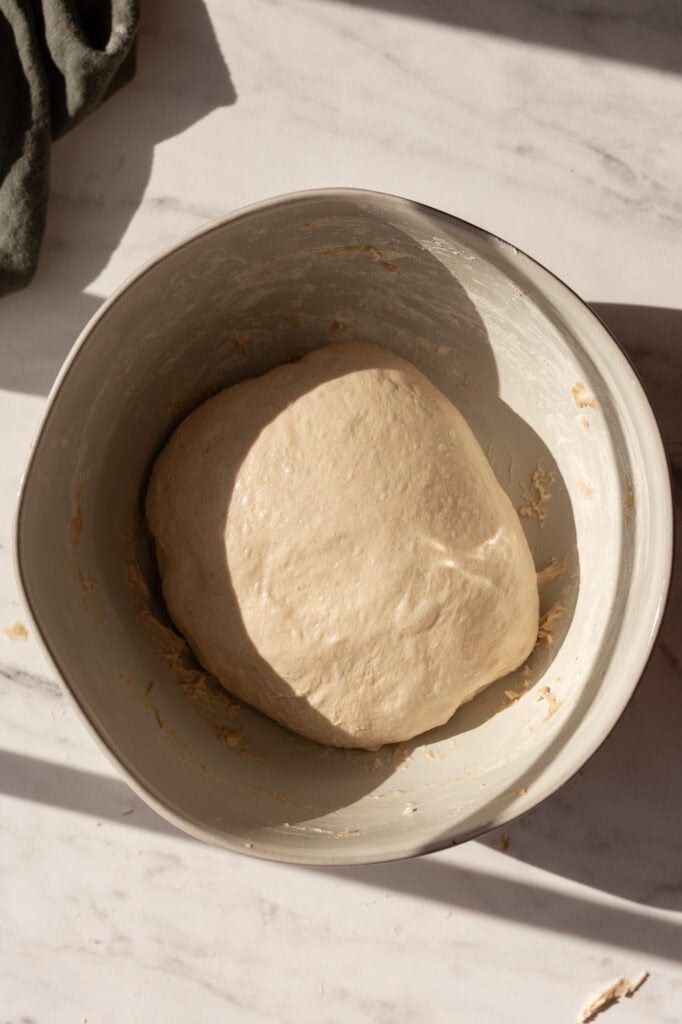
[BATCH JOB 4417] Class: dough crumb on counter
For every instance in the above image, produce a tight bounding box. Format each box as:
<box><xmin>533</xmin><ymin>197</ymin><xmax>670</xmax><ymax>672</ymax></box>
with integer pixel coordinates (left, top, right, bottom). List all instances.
<box><xmin>2</xmin><ymin>620</ymin><xmax>28</xmax><ymax>641</ymax></box>
<box><xmin>579</xmin><ymin>970</ymin><xmax>649</xmax><ymax>1022</ymax></box>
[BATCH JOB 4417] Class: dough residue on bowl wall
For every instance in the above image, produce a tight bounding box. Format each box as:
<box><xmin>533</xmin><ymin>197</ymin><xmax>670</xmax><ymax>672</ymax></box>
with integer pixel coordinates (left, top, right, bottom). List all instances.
<box><xmin>536</xmin><ymin>602</ymin><xmax>566</xmax><ymax>648</ymax></box>
<box><xmin>503</xmin><ymin>663</ymin><xmax>532</xmax><ymax>705</ymax></box>
<box><xmin>279</xmin><ymin>821</ymin><xmax>361</xmax><ymax>839</ymax></box>
<box><xmin>518</xmin><ymin>463</ymin><xmax>556</xmax><ymax>527</ymax></box>
<box><xmin>536</xmin><ymin>554</ymin><xmax>568</xmax><ymax>588</ymax></box>
<box><xmin>314</xmin><ymin>243</ymin><xmax>401</xmax><ymax>275</ymax></box>
<box><xmin>69</xmin><ymin>477</ymin><xmax>86</xmax><ymax>546</ymax></box>
<box><xmin>623</xmin><ymin>473</ymin><xmax>634</xmax><ymax>527</ymax></box>
<box><xmin>571</xmin><ymin>381</ymin><xmax>599</xmax><ymax>411</ymax></box>
<box><xmin>68</xmin><ymin>477</ymin><xmax>105</xmax><ymax>624</ymax></box>
<box><xmin>124</xmin><ymin>531</ymin><xmax>259</xmax><ymax>756</ymax></box>
<box><xmin>537</xmin><ymin>685</ymin><xmax>562</xmax><ymax>722</ymax></box>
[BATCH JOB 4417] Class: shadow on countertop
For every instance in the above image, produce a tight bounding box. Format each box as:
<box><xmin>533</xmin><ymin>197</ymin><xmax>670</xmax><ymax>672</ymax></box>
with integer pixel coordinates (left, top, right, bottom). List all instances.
<box><xmin>2</xmin><ymin>735</ymin><xmax>681</xmax><ymax>963</ymax></box>
<box><xmin>329</xmin><ymin>0</ymin><xmax>682</xmax><ymax>74</ymax></box>
<box><xmin>0</xmin><ymin>0</ymin><xmax>235</xmax><ymax>397</ymax></box>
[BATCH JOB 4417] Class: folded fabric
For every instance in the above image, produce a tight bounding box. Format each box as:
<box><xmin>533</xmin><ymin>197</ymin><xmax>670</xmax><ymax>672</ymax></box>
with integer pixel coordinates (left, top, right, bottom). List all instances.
<box><xmin>0</xmin><ymin>0</ymin><xmax>139</xmax><ymax>297</ymax></box>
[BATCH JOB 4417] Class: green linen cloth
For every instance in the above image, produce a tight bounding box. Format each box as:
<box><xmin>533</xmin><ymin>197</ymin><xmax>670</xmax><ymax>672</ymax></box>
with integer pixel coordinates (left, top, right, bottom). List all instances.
<box><xmin>0</xmin><ymin>0</ymin><xmax>139</xmax><ymax>296</ymax></box>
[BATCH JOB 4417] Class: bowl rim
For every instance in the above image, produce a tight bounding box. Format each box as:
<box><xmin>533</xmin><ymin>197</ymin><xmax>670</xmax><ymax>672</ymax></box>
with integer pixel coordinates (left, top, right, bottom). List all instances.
<box><xmin>14</xmin><ymin>186</ymin><xmax>674</xmax><ymax>865</ymax></box>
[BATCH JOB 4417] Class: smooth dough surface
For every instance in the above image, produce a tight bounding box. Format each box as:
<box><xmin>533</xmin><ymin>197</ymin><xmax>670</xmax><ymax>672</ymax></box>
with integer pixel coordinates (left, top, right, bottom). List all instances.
<box><xmin>147</xmin><ymin>341</ymin><xmax>539</xmax><ymax>750</ymax></box>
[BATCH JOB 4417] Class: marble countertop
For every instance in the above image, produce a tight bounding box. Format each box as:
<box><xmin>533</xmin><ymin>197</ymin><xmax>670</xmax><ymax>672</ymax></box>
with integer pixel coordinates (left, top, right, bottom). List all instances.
<box><xmin>1</xmin><ymin>2</ymin><xmax>681</xmax><ymax>1021</ymax></box>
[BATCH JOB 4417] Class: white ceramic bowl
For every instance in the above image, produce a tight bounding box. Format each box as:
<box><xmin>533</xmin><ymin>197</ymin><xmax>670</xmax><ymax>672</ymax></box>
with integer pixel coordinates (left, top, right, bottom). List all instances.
<box><xmin>16</xmin><ymin>189</ymin><xmax>672</xmax><ymax>865</ymax></box>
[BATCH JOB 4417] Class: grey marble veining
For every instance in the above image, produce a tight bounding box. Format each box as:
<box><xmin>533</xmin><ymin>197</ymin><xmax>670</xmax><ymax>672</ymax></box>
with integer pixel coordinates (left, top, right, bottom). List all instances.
<box><xmin>1</xmin><ymin>1</ymin><xmax>681</xmax><ymax>1021</ymax></box>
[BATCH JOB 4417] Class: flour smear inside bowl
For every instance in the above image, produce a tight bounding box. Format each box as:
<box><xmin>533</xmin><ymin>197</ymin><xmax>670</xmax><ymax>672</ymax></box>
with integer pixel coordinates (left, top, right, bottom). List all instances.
<box><xmin>146</xmin><ymin>340</ymin><xmax>539</xmax><ymax>751</ymax></box>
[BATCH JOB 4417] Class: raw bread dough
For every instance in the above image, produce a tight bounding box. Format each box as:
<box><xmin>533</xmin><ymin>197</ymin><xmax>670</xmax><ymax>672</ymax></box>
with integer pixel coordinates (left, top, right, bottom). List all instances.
<box><xmin>147</xmin><ymin>341</ymin><xmax>539</xmax><ymax>750</ymax></box>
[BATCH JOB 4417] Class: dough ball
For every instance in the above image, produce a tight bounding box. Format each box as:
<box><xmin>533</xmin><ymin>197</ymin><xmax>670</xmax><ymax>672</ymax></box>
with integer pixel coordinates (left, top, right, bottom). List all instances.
<box><xmin>146</xmin><ymin>341</ymin><xmax>539</xmax><ymax>750</ymax></box>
